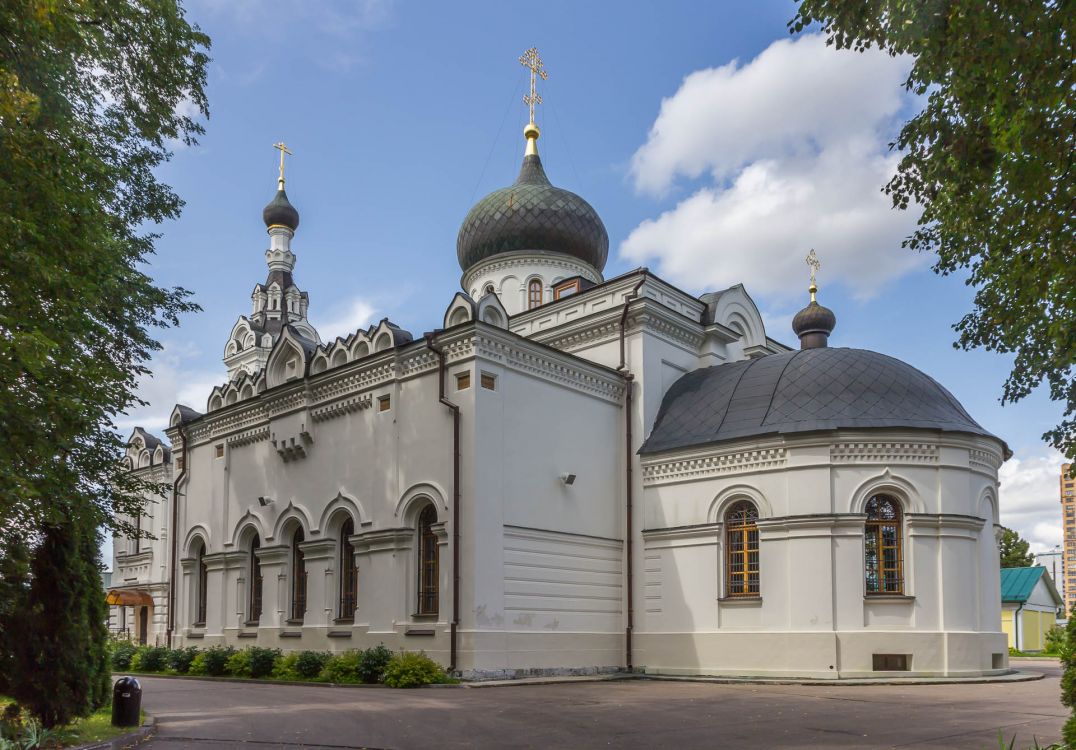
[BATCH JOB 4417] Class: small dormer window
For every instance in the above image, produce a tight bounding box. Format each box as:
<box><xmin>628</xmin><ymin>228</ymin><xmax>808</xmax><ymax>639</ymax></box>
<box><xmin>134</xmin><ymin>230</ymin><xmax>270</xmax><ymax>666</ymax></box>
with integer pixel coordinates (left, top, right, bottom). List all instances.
<box><xmin>554</xmin><ymin>280</ymin><xmax>581</xmax><ymax>300</ymax></box>
<box><xmin>484</xmin><ymin>284</ymin><xmax>495</xmax><ymax>296</ymax></box>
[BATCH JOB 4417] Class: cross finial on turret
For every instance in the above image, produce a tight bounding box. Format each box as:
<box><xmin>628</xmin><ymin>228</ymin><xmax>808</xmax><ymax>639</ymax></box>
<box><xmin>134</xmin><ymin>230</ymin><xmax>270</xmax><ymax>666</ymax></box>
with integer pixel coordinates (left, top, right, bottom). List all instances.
<box><xmin>273</xmin><ymin>141</ymin><xmax>293</xmax><ymax>190</ymax></box>
<box><xmin>519</xmin><ymin>47</ymin><xmax>548</xmax><ymax>126</ymax></box>
<box><xmin>805</xmin><ymin>248</ymin><xmax>821</xmax><ymax>302</ymax></box>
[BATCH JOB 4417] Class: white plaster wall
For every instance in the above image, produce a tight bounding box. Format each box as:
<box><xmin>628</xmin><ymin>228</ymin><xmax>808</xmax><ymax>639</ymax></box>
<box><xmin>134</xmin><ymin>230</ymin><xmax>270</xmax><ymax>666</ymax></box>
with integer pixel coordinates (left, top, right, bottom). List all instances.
<box><xmin>635</xmin><ymin>432</ymin><xmax>1008</xmax><ymax>677</ymax></box>
<box><xmin>462</xmin><ymin>250</ymin><xmax>601</xmax><ymax>316</ymax></box>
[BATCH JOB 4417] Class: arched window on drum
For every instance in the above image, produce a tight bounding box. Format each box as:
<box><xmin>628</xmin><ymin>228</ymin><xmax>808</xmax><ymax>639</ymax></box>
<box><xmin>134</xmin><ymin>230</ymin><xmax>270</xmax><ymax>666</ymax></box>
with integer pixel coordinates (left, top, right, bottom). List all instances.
<box><xmin>864</xmin><ymin>495</ymin><xmax>903</xmax><ymax>595</ymax></box>
<box><xmin>725</xmin><ymin>501</ymin><xmax>760</xmax><ymax>598</ymax></box>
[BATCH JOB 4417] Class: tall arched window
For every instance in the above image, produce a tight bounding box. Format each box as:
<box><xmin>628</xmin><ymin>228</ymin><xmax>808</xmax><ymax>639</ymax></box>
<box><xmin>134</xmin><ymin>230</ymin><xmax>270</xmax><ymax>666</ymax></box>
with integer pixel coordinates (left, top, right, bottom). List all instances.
<box><xmin>865</xmin><ymin>495</ymin><xmax>903</xmax><ymax>595</ymax></box>
<box><xmin>133</xmin><ymin>512</ymin><xmax>141</xmax><ymax>554</ymax></box>
<box><xmin>528</xmin><ymin>279</ymin><xmax>543</xmax><ymax>310</ymax></box>
<box><xmin>290</xmin><ymin>528</ymin><xmax>307</xmax><ymax>622</ymax></box>
<box><xmin>193</xmin><ymin>539</ymin><xmax>208</xmax><ymax>626</ymax></box>
<box><xmin>725</xmin><ymin>501</ymin><xmax>760</xmax><ymax>598</ymax></box>
<box><xmin>248</xmin><ymin>535</ymin><xmax>262</xmax><ymax>624</ymax></box>
<box><xmin>339</xmin><ymin>517</ymin><xmax>357</xmax><ymax>621</ymax></box>
<box><xmin>417</xmin><ymin>506</ymin><xmax>439</xmax><ymax>615</ymax></box>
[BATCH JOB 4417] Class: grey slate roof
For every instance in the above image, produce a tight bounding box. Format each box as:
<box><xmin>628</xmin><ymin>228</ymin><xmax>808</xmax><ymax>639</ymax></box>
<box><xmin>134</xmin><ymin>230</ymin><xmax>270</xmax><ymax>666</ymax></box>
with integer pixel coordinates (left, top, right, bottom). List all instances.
<box><xmin>640</xmin><ymin>348</ymin><xmax>1005</xmax><ymax>455</ymax></box>
<box><xmin>456</xmin><ymin>153</ymin><xmax>608</xmax><ymax>273</ymax></box>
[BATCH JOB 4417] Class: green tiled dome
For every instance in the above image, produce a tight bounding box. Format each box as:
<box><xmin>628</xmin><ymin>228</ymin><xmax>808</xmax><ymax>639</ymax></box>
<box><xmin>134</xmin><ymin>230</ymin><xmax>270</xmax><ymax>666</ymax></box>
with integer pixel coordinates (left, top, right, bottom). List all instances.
<box><xmin>457</xmin><ymin>153</ymin><xmax>608</xmax><ymax>273</ymax></box>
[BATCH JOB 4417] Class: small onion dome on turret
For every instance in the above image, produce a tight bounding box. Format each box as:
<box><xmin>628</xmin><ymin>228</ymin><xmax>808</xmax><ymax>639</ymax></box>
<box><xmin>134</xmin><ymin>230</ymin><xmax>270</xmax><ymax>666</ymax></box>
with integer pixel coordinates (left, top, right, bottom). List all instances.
<box><xmin>792</xmin><ymin>282</ymin><xmax>836</xmax><ymax>349</ymax></box>
<box><xmin>456</xmin><ymin>122</ymin><xmax>608</xmax><ymax>273</ymax></box>
<box><xmin>262</xmin><ymin>188</ymin><xmax>300</xmax><ymax>232</ymax></box>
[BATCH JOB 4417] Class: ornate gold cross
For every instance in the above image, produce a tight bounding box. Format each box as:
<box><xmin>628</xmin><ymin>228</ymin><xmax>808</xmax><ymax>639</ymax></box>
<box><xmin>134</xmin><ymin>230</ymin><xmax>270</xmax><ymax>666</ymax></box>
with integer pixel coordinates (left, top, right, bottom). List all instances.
<box><xmin>805</xmin><ymin>248</ymin><xmax>820</xmax><ymax>301</ymax></box>
<box><xmin>273</xmin><ymin>141</ymin><xmax>293</xmax><ymax>189</ymax></box>
<box><xmin>519</xmin><ymin>47</ymin><xmax>548</xmax><ymax>124</ymax></box>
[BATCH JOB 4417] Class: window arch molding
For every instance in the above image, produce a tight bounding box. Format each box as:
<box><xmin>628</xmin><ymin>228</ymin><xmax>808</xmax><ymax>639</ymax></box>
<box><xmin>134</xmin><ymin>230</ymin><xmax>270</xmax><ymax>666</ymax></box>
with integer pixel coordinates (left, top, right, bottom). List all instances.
<box><xmin>395</xmin><ymin>482</ymin><xmax>449</xmax><ymax>522</ymax></box>
<box><xmin>228</xmin><ymin>512</ymin><xmax>267</xmax><ymax>548</ymax></box>
<box><xmin>848</xmin><ymin>471</ymin><xmax>923</xmax><ymax>516</ymax></box>
<box><xmin>707</xmin><ymin>485</ymin><xmax>771</xmax><ymax>525</ymax></box>
<box><xmin>318</xmin><ymin>493</ymin><xmax>367</xmax><ymax>533</ymax></box>
<box><xmin>270</xmin><ymin>501</ymin><xmax>315</xmax><ymax>542</ymax></box>
<box><xmin>183</xmin><ymin>525</ymin><xmax>212</xmax><ymax>557</ymax></box>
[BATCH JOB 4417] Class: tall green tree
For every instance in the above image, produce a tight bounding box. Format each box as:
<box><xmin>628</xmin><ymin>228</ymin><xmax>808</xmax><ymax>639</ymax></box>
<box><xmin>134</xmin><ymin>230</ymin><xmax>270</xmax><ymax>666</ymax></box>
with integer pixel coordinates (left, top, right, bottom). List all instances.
<box><xmin>0</xmin><ymin>0</ymin><xmax>210</xmax><ymax>548</ymax></box>
<box><xmin>79</xmin><ymin>525</ymin><xmax>111</xmax><ymax>710</ymax></box>
<box><xmin>790</xmin><ymin>1</ymin><xmax>1075</xmax><ymax>460</ymax></box>
<box><xmin>998</xmin><ymin>527</ymin><xmax>1036</xmax><ymax>568</ymax></box>
<box><xmin>9</xmin><ymin>523</ymin><xmax>98</xmax><ymax>727</ymax></box>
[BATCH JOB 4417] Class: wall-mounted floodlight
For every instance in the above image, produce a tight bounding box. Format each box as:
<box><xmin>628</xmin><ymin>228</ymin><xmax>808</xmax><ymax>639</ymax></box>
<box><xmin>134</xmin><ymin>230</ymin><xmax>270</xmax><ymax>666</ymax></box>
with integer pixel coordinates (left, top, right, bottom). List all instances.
<box><xmin>257</xmin><ymin>496</ymin><xmax>274</xmax><ymax>506</ymax></box>
<box><xmin>561</xmin><ymin>473</ymin><xmax>577</xmax><ymax>486</ymax></box>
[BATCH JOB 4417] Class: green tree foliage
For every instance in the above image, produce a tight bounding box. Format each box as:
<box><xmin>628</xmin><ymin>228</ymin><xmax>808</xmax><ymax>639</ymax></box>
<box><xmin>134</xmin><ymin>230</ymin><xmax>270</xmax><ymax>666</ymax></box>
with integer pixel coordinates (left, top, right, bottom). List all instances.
<box><xmin>998</xmin><ymin>527</ymin><xmax>1036</xmax><ymax>568</ymax></box>
<box><xmin>78</xmin><ymin>527</ymin><xmax>110</xmax><ymax>710</ymax></box>
<box><xmin>0</xmin><ymin>0</ymin><xmax>210</xmax><ymax>549</ymax></box>
<box><xmin>0</xmin><ymin>538</ymin><xmax>30</xmax><ymax>695</ymax></box>
<box><xmin>790</xmin><ymin>1</ymin><xmax>1075</xmax><ymax>460</ymax></box>
<box><xmin>1060</xmin><ymin>615</ymin><xmax>1076</xmax><ymax>744</ymax></box>
<box><xmin>8</xmin><ymin>523</ymin><xmax>104</xmax><ymax>727</ymax></box>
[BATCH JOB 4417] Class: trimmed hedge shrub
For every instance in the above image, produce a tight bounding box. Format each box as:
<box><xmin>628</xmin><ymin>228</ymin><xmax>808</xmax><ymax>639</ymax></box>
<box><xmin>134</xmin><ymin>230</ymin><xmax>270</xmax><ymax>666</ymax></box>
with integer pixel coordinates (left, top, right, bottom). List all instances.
<box><xmin>225</xmin><ymin>647</ymin><xmax>280</xmax><ymax>678</ymax></box>
<box><xmin>110</xmin><ymin>641</ymin><xmax>137</xmax><ymax>671</ymax></box>
<box><xmin>382</xmin><ymin>651</ymin><xmax>447</xmax><ymax>689</ymax></box>
<box><xmin>294</xmin><ymin>650</ymin><xmax>331</xmax><ymax>679</ymax></box>
<box><xmin>357</xmin><ymin>645</ymin><xmax>393</xmax><ymax>684</ymax></box>
<box><xmin>188</xmin><ymin>646</ymin><xmax>235</xmax><ymax>676</ymax></box>
<box><xmin>131</xmin><ymin>645</ymin><xmax>168</xmax><ymax>673</ymax></box>
<box><xmin>166</xmin><ymin>647</ymin><xmax>199</xmax><ymax>674</ymax></box>
<box><xmin>319</xmin><ymin>650</ymin><xmax>364</xmax><ymax>684</ymax></box>
<box><xmin>1061</xmin><ymin>615</ymin><xmax>1076</xmax><ymax>745</ymax></box>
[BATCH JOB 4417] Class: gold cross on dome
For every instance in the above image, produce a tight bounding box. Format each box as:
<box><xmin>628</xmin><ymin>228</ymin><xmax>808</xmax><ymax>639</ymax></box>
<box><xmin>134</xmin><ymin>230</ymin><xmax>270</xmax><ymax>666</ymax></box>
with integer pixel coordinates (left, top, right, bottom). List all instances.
<box><xmin>519</xmin><ymin>47</ymin><xmax>548</xmax><ymax>124</ymax></box>
<box><xmin>273</xmin><ymin>141</ymin><xmax>293</xmax><ymax>189</ymax></box>
<box><xmin>805</xmin><ymin>248</ymin><xmax>821</xmax><ymax>300</ymax></box>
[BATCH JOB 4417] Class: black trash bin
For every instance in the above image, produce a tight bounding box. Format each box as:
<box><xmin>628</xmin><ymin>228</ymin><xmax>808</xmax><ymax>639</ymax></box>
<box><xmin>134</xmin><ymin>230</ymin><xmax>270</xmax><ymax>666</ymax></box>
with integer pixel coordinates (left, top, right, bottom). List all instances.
<box><xmin>111</xmin><ymin>676</ymin><xmax>141</xmax><ymax>727</ymax></box>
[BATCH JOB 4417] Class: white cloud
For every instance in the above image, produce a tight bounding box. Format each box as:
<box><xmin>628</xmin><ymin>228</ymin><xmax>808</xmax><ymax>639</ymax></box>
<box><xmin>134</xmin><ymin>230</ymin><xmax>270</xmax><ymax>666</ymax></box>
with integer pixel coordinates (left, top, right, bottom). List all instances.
<box><xmin>998</xmin><ymin>448</ymin><xmax>1067</xmax><ymax>555</ymax></box>
<box><xmin>622</xmin><ymin>34</ymin><xmax>924</xmax><ymax>300</ymax></box>
<box><xmin>314</xmin><ymin>297</ymin><xmax>378</xmax><ymax>343</ymax></box>
<box><xmin>115</xmin><ymin>342</ymin><xmax>224</xmax><ymax>436</ymax></box>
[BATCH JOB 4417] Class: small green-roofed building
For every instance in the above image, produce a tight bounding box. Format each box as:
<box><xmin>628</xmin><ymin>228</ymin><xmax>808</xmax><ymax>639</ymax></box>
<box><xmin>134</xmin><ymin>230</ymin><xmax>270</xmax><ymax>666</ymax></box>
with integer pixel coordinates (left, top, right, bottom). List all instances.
<box><xmin>1000</xmin><ymin>567</ymin><xmax>1062</xmax><ymax>652</ymax></box>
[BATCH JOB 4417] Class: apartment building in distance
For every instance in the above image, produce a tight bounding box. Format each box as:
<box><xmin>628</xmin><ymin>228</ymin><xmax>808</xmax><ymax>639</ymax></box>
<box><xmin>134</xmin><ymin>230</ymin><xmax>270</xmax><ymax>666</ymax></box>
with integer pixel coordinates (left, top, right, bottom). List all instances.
<box><xmin>1062</xmin><ymin>463</ymin><xmax>1075</xmax><ymax>615</ymax></box>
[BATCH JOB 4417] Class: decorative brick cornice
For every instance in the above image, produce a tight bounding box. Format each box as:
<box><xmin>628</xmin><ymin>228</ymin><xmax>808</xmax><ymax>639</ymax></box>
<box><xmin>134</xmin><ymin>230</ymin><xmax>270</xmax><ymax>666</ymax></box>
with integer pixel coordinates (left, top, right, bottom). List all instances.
<box><xmin>830</xmin><ymin>442</ymin><xmax>939</xmax><ymax>464</ymax></box>
<box><xmin>642</xmin><ymin>447</ymin><xmax>787</xmax><ymax>486</ymax></box>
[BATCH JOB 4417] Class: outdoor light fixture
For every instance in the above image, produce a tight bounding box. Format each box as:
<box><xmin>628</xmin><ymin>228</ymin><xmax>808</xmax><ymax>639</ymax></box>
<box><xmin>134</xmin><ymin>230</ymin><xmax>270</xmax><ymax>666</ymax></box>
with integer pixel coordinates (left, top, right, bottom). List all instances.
<box><xmin>561</xmin><ymin>473</ymin><xmax>576</xmax><ymax>486</ymax></box>
<box><xmin>257</xmin><ymin>496</ymin><xmax>273</xmax><ymax>506</ymax></box>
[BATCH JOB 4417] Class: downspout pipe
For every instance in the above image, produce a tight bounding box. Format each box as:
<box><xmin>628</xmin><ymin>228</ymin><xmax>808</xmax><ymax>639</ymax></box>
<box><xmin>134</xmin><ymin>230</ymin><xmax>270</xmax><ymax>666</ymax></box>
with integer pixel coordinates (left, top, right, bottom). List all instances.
<box><xmin>425</xmin><ymin>333</ymin><xmax>461</xmax><ymax>674</ymax></box>
<box><xmin>617</xmin><ymin>274</ymin><xmax>646</xmax><ymax>672</ymax></box>
<box><xmin>167</xmin><ymin>423</ymin><xmax>189</xmax><ymax>648</ymax></box>
<box><xmin>1014</xmin><ymin>602</ymin><xmax>1023</xmax><ymax>652</ymax></box>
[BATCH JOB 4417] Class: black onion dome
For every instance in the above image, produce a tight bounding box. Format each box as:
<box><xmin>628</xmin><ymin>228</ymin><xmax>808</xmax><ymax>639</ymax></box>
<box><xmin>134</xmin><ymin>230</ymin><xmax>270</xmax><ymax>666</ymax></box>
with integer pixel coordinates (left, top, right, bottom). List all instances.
<box><xmin>262</xmin><ymin>188</ymin><xmax>300</xmax><ymax>231</ymax></box>
<box><xmin>457</xmin><ymin>153</ymin><xmax>608</xmax><ymax>273</ymax></box>
<box><xmin>640</xmin><ymin>348</ymin><xmax>1007</xmax><ymax>455</ymax></box>
<box><xmin>792</xmin><ymin>300</ymin><xmax>837</xmax><ymax>345</ymax></box>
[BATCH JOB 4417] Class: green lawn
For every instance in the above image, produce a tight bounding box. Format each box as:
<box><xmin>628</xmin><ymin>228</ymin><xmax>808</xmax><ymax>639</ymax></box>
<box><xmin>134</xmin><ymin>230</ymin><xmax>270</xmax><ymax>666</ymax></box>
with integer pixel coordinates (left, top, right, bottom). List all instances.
<box><xmin>1</xmin><ymin>695</ymin><xmax>143</xmax><ymax>747</ymax></box>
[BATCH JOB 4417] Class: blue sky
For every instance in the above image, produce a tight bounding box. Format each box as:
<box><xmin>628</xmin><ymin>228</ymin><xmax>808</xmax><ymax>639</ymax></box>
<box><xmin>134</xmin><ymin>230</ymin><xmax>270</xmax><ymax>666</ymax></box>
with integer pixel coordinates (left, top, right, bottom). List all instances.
<box><xmin>115</xmin><ymin>0</ymin><xmax>1066</xmax><ymax>559</ymax></box>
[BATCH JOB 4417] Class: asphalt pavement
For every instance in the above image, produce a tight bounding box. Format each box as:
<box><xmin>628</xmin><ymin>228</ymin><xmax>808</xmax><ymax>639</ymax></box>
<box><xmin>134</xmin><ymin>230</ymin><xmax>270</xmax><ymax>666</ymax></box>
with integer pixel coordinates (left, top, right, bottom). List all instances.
<box><xmin>136</xmin><ymin>660</ymin><xmax>1066</xmax><ymax>749</ymax></box>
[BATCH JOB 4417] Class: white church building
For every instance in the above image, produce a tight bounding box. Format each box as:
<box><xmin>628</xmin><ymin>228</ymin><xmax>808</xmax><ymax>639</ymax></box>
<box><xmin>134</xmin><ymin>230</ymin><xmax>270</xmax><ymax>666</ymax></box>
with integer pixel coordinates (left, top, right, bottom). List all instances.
<box><xmin>110</xmin><ymin>57</ymin><xmax>1011</xmax><ymax>679</ymax></box>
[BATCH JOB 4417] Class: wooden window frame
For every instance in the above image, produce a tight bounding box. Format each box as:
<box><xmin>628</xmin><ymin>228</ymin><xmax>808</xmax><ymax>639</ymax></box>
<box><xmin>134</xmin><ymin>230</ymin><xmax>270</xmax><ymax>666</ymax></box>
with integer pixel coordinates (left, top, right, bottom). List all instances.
<box><xmin>553</xmin><ymin>280</ymin><xmax>581</xmax><ymax>300</ymax></box>
<box><xmin>416</xmin><ymin>506</ymin><xmax>439</xmax><ymax>616</ymax></box>
<box><xmin>865</xmin><ymin>495</ymin><xmax>904</xmax><ymax>595</ymax></box>
<box><xmin>528</xmin><ymin>279</ymin><xmax>543</xmax><ymax>310</ymax></box>
<box><xmin>480</xmin><ymin>373</ymin><xmax>497</xmax><ymax>391</ymax></box>
<box><xmin>338</xmin><ymin>518</ymin><xmax>357</xmax><ymax>622</ymax></box>
<box><xmin>248</xmin><ymin>536</ymin><xmax>262</xmax><ymax>625</ymax></box>
<box><xmin>724</xmin><ymin>501</ymin><xmax>760</xmax><ymax>598</ymax></box>
<box><xmin>194</xmin><ymin>542</ymin><xmax>208</xmax><ymax>626</ymax></box>
<box><xmin>455</xmin><ymin>372</ymin><xmax>471</xmax><ymax>390</ymax></box>
<box><xmin>378</xmin><ymin>395</ymin><xmax>391</xmax><ymax>412</ymax></box>
<box><xmin>290</xmin><ymin>528</ymin><xmax>307</xmax><ymax>623</ymax></box>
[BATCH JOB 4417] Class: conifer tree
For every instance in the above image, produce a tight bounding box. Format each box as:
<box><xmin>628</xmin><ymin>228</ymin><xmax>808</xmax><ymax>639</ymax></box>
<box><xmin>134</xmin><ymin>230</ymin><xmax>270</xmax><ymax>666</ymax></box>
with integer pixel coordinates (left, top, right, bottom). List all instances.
<box><xmin>9</xmin><ymin>523</ymin><xmax>96</xmax><ymax>727</ymax></box>
<box><xmin>79</xmin><ymin>526</ymin><xmax>111</xmax><ymax>710</ymax></box>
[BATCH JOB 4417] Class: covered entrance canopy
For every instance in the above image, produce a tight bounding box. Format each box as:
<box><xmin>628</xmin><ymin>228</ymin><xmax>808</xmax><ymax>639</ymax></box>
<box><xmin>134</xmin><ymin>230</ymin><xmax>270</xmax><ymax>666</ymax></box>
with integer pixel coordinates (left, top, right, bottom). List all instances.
<box><xmin>106</xmin><ymin>589</ymin><xmax>154</xmax><ymax>606</ymax></box>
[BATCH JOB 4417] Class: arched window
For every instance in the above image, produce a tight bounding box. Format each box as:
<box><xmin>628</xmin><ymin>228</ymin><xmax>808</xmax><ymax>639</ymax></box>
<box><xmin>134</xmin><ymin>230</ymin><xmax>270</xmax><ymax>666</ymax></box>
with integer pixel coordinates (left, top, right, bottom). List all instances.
<box><xmin>528</xmin><ymin>279</ymin><xmax>543</xmax><ymax>310</ymax></box>
<box><xmin>417</xmin><ymin>506</ymin><xmax>439</xmax><ymax>615</ymax></box>
<box><xmin>339</xmin><ymin>518</ymin><xmax>357</xmax><ymax>621</ymax></box>
<box><xmin>483</xmin><ymin>283</ymin><xmax>494</xmax><ymax>297</ymax></box>
<box><xmin>248</xmin><ymin>535</ymin><xmax>262</xmax><ymax>624</ymax></box>
<box><xmin>725</xmin><ymin>501</ymin><xmax>760</xmax><ymax>598</ymax></box>
<box><xmin>193</xmin><ymin>539</ymin><xmax>208</xmax><ymax>626</ymax></box>
<box><xmin>865</xmin><ymin>495</ymin><xmax>903</xmax><ymax>595</ymax></box>
<box><xmin>290</xmin><ymin>528</ymin><xmax>307</xmax><ymax>622</ymax></box>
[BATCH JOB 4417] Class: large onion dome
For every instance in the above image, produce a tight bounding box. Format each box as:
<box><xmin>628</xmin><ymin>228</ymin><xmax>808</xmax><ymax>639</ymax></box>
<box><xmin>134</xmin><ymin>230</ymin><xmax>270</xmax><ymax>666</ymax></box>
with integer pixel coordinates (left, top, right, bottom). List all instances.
<box><xmin>456</xmin><ymin>123</ymin><xmax>608</xmax><ymax>273</ymax></box>
<box><xmin>263</xmin><ymin>188</ymin><xmax>300</xmax><ymax>232</ymax></box>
